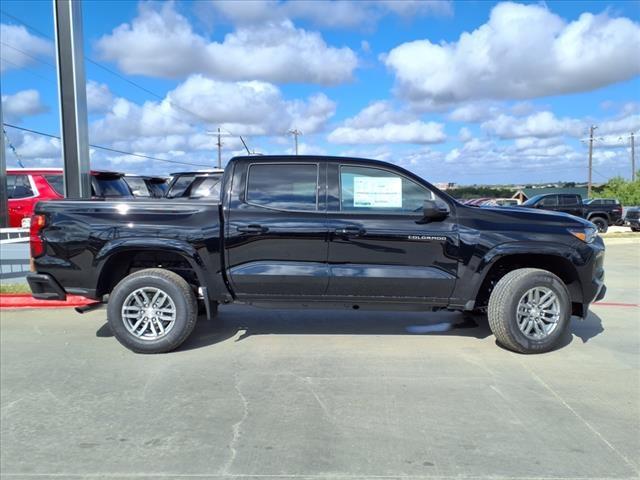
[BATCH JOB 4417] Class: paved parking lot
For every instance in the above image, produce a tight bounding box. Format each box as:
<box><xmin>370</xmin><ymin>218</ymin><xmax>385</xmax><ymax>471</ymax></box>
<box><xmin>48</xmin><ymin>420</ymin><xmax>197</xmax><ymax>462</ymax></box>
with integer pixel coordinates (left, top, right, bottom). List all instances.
<box><xmin>1</xmin><ymin>242</ymin><xmax>639</xmax><ymax>479</ymax></box>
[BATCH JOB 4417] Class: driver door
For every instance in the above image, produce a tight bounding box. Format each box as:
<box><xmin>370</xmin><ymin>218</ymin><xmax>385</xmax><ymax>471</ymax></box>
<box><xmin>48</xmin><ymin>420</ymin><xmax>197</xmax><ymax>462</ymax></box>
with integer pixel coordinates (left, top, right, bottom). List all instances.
<box><xmin>325</xmin><ymin>163</ymin><xmax>459</xmax><ymax>301</ymax></box>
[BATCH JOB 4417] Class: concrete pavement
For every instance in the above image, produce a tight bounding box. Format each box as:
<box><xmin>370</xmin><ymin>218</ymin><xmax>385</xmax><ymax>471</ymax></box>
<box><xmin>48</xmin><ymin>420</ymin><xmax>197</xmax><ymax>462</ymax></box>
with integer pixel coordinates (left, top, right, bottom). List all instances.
<box><xmin>1</xmin><ymin>243</ymin><xmax>639</xmax><ymax>479</ymax></box>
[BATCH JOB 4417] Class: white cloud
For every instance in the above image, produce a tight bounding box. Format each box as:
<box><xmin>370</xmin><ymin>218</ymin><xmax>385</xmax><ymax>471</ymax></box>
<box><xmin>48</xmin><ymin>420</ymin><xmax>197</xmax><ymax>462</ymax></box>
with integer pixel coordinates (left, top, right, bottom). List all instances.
<box><xmin>329</xmin><ymin>121</ymin><xmax>446</xmax><ymax>145</ymax></box>
<box><xmin>597</xmin><ymin>114</ymin><xmax>640</xmax><ymax>136</ymax></box>
<box><xmin>86</xmin><ymin>81</ymin><xmax>115</xmax><ymax>114</ymax></box>
<box><xmin>88</xmin><ymin>74</ymin><xmax>335</xmax><ymax>158</ymax></box>
<box><xmin>481</xmin><ymin>111</ymin><xmax>585</xmax><ymax>139</ymax></box>
<box><xmin>383</xmin><ymin>2</ymin><xmax>640</xmax><ymax>107</ymax></box>
<box><xmin>458</xmin><ymin>127</ymin><xmax>472</xmax><ymax>142</ymax></box>
<box><xmin>0</xmin><ymin>24</ymin><xmax>52</xmax><ymax>72</ymax></box>
<box><xmin>4</xmin><ymin>130</ymin><xmax>60</xmax><ymax>162</ymax></box>
<box><xmin>97</xmin><ymin>2</ymin><xmax>357</xmax><ymax>85</ymax></box>
<box><xmin>204</xmin><ymin>0</ymin><xmax>452</xmax><ymax>29</ymax></box>
<box><xmin>1</xmin><ymin>90</ymin><xmax>48</xmax><ymax>122</ymax></box>
<box><xmin>329</xmin><ymin>101</ymin><xmax>446</xmax><ymax>144</ymax></box>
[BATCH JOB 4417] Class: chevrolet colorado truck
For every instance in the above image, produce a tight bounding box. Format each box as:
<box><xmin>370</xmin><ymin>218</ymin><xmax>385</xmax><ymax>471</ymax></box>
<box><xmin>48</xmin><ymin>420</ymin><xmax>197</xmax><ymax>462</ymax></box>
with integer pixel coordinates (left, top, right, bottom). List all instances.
<box><xmin>27</xmin><ymin>155</ymin><xmax>606</xmax><ymax>354</ymax></box>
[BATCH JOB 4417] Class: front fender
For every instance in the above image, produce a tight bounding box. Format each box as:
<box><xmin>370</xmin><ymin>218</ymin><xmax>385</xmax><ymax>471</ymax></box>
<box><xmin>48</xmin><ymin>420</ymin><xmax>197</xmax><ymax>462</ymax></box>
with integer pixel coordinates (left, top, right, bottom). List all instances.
<box><xmin>450</xmin><ymin>240</ymin><xmax>583</xmax><ymax>309</ymax></box>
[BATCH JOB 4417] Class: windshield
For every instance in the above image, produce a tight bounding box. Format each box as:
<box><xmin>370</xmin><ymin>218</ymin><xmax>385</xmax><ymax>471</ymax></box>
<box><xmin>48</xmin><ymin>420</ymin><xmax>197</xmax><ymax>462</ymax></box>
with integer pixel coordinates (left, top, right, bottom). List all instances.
<box><xmin>125</xmin><ymin>177</ymin><xmax>151</xmax><ymax>196</ymax></box>
<box><xmin>522</xmin><ymin>194</ymin><xmax>546</xmax><ymax>206</ymax></box>
<box><xmin>166</xmin><ymin>175</ymin><xmax>196</xmax><ymax>198</ymax></box>
<box><xmin>95</xmin><ymin>177</ymin><xmax>132</xmax><ymax>197</ymax></box>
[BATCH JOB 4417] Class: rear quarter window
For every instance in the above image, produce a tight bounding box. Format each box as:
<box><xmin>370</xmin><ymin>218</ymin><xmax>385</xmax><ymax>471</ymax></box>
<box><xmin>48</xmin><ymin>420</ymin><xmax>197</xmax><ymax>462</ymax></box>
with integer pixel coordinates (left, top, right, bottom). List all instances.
<box><xmin>246</xmin><ymin>163</ymin><xmax>318</xmax><ymax>211</ymax></box>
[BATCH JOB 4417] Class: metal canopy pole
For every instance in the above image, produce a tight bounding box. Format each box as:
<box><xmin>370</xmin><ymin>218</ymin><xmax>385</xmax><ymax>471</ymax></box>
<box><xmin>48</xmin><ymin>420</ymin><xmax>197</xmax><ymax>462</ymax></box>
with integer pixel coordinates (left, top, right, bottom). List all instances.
<box><xmin>0</xmin><ymin>100</ymin><xmax>8</xmax><ymax>227</ymax></box>
<box><xmin>53</xmin><ymin>0</ymin><xmax>91</xmax><ymax>198</ymax></box>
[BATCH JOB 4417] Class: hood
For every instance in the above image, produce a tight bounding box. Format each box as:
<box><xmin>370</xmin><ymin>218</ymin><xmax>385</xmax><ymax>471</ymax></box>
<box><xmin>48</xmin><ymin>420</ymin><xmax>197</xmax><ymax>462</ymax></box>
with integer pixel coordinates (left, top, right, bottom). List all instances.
<box><xmin>462</xmin><ymin>204</ymin><xmax>592</xmax><ymax>229</ymax></box>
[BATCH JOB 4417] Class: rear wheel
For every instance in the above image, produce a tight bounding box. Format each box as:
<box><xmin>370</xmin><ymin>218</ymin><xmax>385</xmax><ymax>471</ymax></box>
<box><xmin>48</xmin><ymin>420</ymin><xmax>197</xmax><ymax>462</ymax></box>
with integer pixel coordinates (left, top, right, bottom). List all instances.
<box><xmin>488</xmin><ymin>268</ymin><xmax>571</xmax><ymax>354</ymax></box>
<box><xmin>590</xmin><ymin>217</ymin><xmax>608</xmax><ymax>233</ymax></box>
<box><xmin>107</xmin><ymin>268</ymin><xmax>197</xmax><ymax>353</ymax></box>
<box><xmin>631</xmin><ymin>227</ymin><xmax>640</xmax><ymax>233</ymax></box>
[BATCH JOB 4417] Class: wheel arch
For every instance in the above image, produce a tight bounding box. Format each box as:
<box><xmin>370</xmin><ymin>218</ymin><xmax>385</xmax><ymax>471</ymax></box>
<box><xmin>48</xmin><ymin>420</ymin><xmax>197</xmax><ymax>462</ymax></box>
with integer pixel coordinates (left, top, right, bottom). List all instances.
<box><xmin>94</xmin><ymin>239</ymin><xmax>209</xmax><ymax>300</ymax></box>
<box><xmin>470</xmin><ymin>243</ymin><xmax>583</xmax><ymax>315</ymax></box>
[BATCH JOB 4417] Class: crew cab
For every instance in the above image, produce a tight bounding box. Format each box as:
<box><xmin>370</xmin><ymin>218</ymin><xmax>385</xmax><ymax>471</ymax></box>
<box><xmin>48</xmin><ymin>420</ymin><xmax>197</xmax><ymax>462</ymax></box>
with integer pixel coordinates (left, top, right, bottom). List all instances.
<box><xmin>520</xmin><ymin>193</ymin><xmax>622</xmax><ymax>232</ymax></box>
<box><xmin>27</xmin><ymin>156</ymin><xmax>606</xmax><ymax>354</ymax></box>
<box><xmin>6</xmin><ymin>168</ymin><xmax>133</xmax><ymax>228</ymax></box>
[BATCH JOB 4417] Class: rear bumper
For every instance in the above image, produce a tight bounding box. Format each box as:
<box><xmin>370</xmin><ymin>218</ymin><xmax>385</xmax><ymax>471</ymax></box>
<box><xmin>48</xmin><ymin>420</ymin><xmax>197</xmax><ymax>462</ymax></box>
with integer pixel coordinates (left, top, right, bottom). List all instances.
<box><xmin>27</xmin><ymin>273</ymin><xmax>67</xmax><ymax>301</ymax></box>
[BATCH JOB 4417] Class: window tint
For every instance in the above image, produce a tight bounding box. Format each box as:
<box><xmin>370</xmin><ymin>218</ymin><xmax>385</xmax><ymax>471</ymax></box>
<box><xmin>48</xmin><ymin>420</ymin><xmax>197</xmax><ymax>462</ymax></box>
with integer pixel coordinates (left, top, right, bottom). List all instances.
<box><xmin>246</xmin><ymin>164</ymin><xmax>318</xmax><ymax>211</ymax></box>
<box><xmin>340</xmin><ymin>165</ymin><xmax>433</xmax><ymax>214</ymax></box>
<box><xmin>95</xmin><ymin>178</ymin><xmax>132</xmax><ymax>197</ymax></box>
<box><xmin>167</xmin><ymin>175</ymin><xmax>196</xmax><ymax>198</ymax></box>
<box><xmin>7</xmin><ymin>174</ymin><xmax>34</xmax><ymax>199</ymax></box>
<box><xmin>539</xmin><ymin>195</ymin><xmax>558</xmax><ymax>207</ymax></box>
<box><xmin>125</xmin><ymin>177</ymin><xmax>150</xmax><ymax>196</ymax></box>
<box><xmin>44</xmin><ymin>175</ymin><xmax>64</xmax><ymax>196</ymax></box>
<box><xmin>188</xmin><ymin>176</ymin><xmax>221</xmax><ymax>199</ymax></box>
<box><xmin>560</xmin><ymin>195</ymin><xmax>580</xmax><ymax>206</ymax></box>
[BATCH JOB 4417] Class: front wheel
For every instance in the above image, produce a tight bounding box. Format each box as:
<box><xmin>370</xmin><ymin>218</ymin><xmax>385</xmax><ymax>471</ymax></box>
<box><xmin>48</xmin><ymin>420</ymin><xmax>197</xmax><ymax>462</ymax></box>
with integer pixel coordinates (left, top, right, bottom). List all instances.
<box><xmin>487</xmin><ymin>268</ymin><xmax>571</xmax><ymax>354</ymax></box>
<box><xmin>107</xmin><ymin>268</ymin><xmax>198</xmax><ymax>353</ymax></box>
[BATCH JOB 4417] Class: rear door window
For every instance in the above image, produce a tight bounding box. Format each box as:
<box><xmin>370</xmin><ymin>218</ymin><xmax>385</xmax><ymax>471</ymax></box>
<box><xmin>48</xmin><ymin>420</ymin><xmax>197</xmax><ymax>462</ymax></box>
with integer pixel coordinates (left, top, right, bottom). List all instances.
<box><xmin>94</xmin><ymin>177</ymin><xmax>132</xmax><ymax>197</ymax></box>
<box><xmin>7</xmin><ymin>174</ymin><xmax>34</xmax><ymax>199</ymax></box>
<box><xmin>246</xmin><ymin>163</ymin><xmax>318</xmax><ymax>211</ymax></box>
<box><xmin>560</xmin><ymin>195</ymin><xmax>580</xmax><ymax>206</ymax></box>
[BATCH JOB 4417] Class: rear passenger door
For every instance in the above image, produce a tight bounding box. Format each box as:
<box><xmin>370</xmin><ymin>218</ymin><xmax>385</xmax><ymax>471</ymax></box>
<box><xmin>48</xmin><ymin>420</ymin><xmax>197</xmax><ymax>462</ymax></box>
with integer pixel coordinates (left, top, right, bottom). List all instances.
<box><xmin>559</xmin><ymin>195</ymin><xmax>583</xmax><ymax>217</ymax></box>
<box><xmin>225</xmin><ymin>161</ymin><xmax>329</xmax><ymax>298</ymax></box>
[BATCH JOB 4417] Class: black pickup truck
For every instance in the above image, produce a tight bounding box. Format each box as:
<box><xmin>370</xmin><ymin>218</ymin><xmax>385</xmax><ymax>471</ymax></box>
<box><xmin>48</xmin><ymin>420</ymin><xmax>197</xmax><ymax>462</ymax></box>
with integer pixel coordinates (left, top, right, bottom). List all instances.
<box><xmin>27</xmin><ymin>155</ymin><xmax>606</xmax><ymax>354</ymax></box>
<box><xmin>520</xmin><ymin>194</ymin><xmax>622</xmax><ymax>232</ymax></box>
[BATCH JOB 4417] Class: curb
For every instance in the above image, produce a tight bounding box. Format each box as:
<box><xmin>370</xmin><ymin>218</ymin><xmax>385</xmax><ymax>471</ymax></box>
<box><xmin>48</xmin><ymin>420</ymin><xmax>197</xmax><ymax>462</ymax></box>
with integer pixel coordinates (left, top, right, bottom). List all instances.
<box><xmin>602</xmin><ymin>237</ymin><xmax>640</xmax><ymax>245</ymax></box>
<box><xmin>0</xmin><ymin>294</ymin><xmax>96</xmax><ymax>309</ymax></box>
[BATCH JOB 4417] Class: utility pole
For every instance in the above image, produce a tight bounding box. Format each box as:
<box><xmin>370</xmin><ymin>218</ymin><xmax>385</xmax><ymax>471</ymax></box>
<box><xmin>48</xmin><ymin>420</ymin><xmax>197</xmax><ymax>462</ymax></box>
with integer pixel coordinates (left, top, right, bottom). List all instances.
<box><xmin>631</xmin><ymin>132</ymin><xmax>636</xmax><ymax>181</ymax></box>
<box><xmin>216</xmin><ymin>127</ymin><xmax>222</xmax><ymax>169</ymax></box>
<box><xmin>289</xmin><ymin>129</ymin><xmax>302</xmax><ymax>155</ymax></box>
<box><xmin>54</xmin><ymin>0</ymin><xmax>91</xmax><ymax>198</ymax></box>
<box><xmin>588</xmin><ymin>125</ymin><xmax>596</xmax><ymax>198</ymax></box>
<box><xmin>0</xmin><ymin>99</ymin><xmax>7</xmax><ymax>228</ymax></box>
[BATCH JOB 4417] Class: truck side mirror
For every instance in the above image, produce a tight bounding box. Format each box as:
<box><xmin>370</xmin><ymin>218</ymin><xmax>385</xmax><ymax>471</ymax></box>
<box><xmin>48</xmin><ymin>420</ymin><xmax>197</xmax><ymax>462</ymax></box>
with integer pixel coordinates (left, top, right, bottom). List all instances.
<box><xmin>421</xmin><ymin>199</ymin><xmax>449</xmax><ymax>222</ymax></box>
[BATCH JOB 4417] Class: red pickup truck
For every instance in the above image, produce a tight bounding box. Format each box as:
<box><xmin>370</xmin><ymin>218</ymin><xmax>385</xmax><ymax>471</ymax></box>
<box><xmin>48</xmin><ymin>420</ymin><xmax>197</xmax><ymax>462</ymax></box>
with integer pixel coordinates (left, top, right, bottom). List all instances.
<box><xmin>6</xmin><ymin>168</ymin><xmax>133</xmax><ymax>227</ymax></box>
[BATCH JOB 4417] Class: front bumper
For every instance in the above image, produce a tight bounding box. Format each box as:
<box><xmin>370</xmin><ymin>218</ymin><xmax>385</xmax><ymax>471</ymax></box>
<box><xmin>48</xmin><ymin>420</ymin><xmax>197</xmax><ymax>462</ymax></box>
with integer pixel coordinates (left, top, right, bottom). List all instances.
<box><xmin>27</xmin><ymin>273</ymin><xmax>67</xmax><ymax>301</ymax></box>
<box><xmin>625</xmin><ymin>218</ymin><xmax>639</xmax><ymax>228</ymax></box>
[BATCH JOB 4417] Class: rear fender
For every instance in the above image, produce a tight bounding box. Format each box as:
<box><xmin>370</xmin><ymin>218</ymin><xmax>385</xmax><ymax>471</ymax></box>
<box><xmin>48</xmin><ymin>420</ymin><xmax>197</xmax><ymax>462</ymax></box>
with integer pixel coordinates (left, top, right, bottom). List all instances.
<box><xmin>94</xmin><ymin>238</ymin><xmax>210</xmax><ymax>299</ymax></box>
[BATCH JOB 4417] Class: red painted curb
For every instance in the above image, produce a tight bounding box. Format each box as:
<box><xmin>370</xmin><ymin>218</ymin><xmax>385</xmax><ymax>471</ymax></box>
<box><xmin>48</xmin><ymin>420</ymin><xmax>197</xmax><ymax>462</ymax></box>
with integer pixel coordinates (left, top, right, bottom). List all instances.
<box><xmin>0</xmin><ymin>294</ymin><xmax>96</xmax><ymax>309</ymax></box>
<box><xmin>593</xmin><ymin>301</ymin><xmax>640</xmax><ymax>308</ymax></box>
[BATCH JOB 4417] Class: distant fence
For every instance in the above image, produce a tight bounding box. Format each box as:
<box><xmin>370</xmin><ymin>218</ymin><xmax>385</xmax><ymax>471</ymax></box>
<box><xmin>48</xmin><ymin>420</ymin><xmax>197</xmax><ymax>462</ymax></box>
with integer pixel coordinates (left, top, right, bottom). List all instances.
<box><xmin>0</xmin><ymin>229</ymin><xmax>30</xmax><ymax>283</ymax></box>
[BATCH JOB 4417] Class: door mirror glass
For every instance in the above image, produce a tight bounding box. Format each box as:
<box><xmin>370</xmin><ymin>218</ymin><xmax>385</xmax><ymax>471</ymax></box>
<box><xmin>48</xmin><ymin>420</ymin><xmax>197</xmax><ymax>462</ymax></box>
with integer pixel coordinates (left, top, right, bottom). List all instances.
<box><xmin>422</xmin><ymin>199</ymin><xmax>449</xmax><ymax>221</ymax></box>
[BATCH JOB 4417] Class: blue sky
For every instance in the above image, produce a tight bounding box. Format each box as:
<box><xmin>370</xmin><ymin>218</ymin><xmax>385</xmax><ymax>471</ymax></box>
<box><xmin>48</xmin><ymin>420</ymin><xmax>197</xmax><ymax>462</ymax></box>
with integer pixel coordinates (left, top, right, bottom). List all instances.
<box><xmin>1</xmin><ymin>0</ymin><xmax>639</xmax><ymax>185</ymax></box>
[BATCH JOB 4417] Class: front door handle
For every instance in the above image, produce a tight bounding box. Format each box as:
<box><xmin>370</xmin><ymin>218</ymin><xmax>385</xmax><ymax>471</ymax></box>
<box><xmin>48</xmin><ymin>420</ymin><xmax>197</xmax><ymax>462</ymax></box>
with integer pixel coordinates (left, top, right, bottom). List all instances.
<box><xmin>237</xmin><ymin>224</ymin><xmax>269</xmax><ymax>234</ymax></box>
<box><xmin>334</xmin><ymin>226</ymin><xmax>365</xmax><ymax>236</ymax></box>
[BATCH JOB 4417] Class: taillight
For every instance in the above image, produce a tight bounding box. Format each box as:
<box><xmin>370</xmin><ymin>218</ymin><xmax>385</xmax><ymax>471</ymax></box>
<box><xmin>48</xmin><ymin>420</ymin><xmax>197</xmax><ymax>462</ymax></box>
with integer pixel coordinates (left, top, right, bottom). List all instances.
<box><xmin>30</xmin><ymin>214</ymin><xmax>46</xmax><ymax>258</ymax></box>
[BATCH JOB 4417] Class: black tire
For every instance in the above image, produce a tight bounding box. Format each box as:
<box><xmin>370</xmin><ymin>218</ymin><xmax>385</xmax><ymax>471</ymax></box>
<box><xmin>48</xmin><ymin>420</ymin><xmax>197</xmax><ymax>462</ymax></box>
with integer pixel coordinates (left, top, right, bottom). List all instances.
<box><xmin>107</xmin><ymin>268</ymin><xmax>197</xmax><ymax>353</ymax></box>
<box><xmin>632</xmin><ymin>227</ymin><xmax>640</xmax><ymax>233</ymax></box>
<box><xmin>487</xmin><ymin>268</ymin><xmax>571</xmax><ymax>354</ymax></box>
<box><xmin>590</xmin><ymin>217</ymin><xmax>608</xmax><ymax>233</ymax></box>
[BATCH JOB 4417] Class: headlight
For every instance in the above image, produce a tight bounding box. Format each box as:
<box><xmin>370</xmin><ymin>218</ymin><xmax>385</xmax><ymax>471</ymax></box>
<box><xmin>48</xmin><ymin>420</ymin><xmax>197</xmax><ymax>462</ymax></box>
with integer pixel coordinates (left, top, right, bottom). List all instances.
<box><xmin>568</xmin><ymin>227</ymin><xmax>597</xmax><ymax>243</ymax></box>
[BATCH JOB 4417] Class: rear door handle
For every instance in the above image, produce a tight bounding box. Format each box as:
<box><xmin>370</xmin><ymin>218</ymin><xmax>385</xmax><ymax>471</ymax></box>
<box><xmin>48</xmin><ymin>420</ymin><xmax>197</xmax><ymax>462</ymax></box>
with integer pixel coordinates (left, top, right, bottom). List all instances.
<box><xmin>237</xmin><ymin>224</ymin><xmax>269</xmax><ymax>234</ymax></box>
<box><xmin>334</xmin><ymin>226</ymin><xmax>365</xmax><ymax>236</ymax></box>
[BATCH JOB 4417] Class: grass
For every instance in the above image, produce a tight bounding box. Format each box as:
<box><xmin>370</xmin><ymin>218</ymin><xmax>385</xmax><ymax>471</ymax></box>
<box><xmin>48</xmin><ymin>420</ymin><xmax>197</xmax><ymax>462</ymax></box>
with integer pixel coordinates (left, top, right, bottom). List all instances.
<box><xmin>0</xmin><ymin>284</ymin><xmax>31</xmax><ymax>294</ymax></box>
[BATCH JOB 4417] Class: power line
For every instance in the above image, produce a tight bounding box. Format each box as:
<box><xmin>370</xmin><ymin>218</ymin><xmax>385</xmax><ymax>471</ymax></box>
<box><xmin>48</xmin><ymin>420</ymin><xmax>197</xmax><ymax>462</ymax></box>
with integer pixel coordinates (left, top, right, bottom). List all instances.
<box><xmin>3</xmin><ymin>123</ymin><xmax>214</xmax><ymax>168</ymax></box>
<box><xmin>0</xmin><ymin>56</ymin><xmax>57</xmax><ymax>84</ymax></box>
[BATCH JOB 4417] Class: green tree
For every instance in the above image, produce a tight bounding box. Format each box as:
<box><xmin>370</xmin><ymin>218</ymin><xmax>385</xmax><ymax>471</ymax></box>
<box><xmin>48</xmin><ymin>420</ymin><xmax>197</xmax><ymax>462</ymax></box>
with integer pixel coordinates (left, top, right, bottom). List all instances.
<box><xmin>599</xmin><ymin>173</ymin><xmax>640</xmax><ymax>205</ymax></box>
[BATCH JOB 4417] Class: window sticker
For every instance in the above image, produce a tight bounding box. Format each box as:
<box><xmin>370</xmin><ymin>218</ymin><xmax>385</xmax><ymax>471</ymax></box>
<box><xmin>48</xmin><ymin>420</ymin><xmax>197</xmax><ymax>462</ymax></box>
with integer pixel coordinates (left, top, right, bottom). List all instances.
<box><xmin>353</xmin><ymin>176</ymin><xmax>402</xmax><ymax>208</ymax></box>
